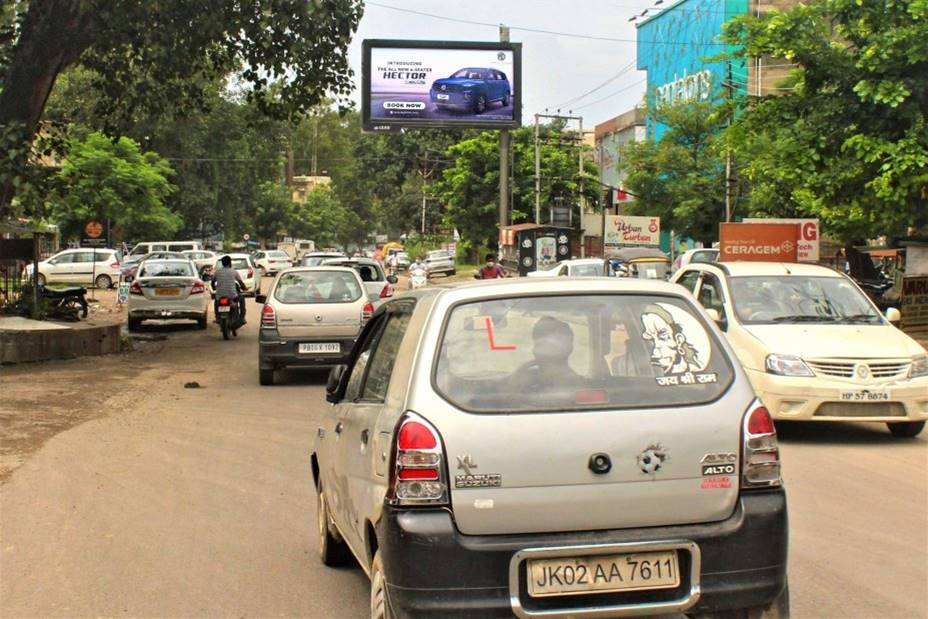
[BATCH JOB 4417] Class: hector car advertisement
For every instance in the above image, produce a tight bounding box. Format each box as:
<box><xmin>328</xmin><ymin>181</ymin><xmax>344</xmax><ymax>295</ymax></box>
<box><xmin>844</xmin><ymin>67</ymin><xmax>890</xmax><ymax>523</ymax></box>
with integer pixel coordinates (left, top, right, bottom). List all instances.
<box><xmin>362</xmin><ymin>40</ymin><xmax>521</xmax><ymax>130</ymax></box>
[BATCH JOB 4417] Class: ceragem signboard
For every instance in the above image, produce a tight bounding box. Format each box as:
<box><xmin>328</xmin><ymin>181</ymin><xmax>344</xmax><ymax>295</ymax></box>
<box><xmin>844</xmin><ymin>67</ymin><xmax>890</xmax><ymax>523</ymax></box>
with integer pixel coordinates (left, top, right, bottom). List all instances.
<box><xmin>362</xmin><ymin>39</ymin><xmax>522</xmax><ymax>131</ymax></box>
<box><xmin>719</xmin><ymin>223</ymin><xmax>800</xmax><ymax>262</ymax></box>
<box><xmin>743</xmin><ymin>218</ymin><xmax>819</xmax><ymax>262</ymax></box>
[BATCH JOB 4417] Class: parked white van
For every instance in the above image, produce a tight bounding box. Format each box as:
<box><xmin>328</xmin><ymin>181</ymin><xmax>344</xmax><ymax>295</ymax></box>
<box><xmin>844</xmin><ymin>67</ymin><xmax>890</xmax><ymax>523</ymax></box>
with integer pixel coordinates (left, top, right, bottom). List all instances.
<box><xmin>126</xmin><ymin>241</ymin><xmax>203</xmax><ymax>259</ymax></box>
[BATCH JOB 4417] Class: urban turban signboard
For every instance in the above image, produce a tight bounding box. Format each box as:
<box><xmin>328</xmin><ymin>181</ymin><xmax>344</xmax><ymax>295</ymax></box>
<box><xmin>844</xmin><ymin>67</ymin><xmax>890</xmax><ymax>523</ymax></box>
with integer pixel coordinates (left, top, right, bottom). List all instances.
<box><xmin>605</xmin><ymin>215</ymin><xmax>661</xmax><ymax>248</ymax></box>
<box><xmin>362</xmin><ymin>39</ymin><xmax>522</xmax><ymax>131</ymax></box>
<box><xmin>719</xmin><ymin>223</ymin><xmax>800</xmax><ymax>262</ymax></box>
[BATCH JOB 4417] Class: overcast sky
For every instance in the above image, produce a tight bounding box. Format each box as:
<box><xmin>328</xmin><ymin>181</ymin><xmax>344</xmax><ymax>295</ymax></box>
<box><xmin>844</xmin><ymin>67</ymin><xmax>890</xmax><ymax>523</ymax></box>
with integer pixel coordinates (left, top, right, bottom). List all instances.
<box><xmin>347</xmin><ymin>0</ymin><xmax>658</xmax><ymax>129</ymax></box>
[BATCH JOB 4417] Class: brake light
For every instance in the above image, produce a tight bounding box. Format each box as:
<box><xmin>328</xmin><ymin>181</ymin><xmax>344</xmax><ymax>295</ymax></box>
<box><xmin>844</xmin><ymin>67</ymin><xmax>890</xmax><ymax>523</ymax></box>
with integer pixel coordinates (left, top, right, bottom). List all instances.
<box><xmin>362</xmin><ymin>301</ymin><xmax>374</xmax><ymax>322</ymax></box>
<box><xmin>247</xmin><ymin>268</ymin><xmax>254</xmax><ymax>279</ymax></box>
<box><xmin>110</xmin><ymin>261</ymin><xmax>120</xmax><ymax>268</ymax></box>
<box><xmin>218</xmin><ymin>297</ymin><xmax>230</xmax><ymax>306</ymax></box>
<box><xmin>379</xmin><ymin>283</ymin><xmax>393</xmax><ymax>299</ymax></box>
<box><xmin>190</xmin><ymin>280</ymin><xmax>205</xmax><ymax>295</ymax></box>
<box><xmin>741</xmin><ymin>401</ymin><xmax>782</xmax><ymax>488</ymax></box>
<box><xmin>129</xmin><ymin>281</ymin><xmax>142</xmax><ymax>296</ymax></box>
<box><xmin>261</xmin><ymin>303</ymin><xmax>276</xmax><ymax>328</ymax></box>
<box><xmin>387</xmin><ymin>413</ymin><xmax>448</xmax><ymax>506</ymax></box>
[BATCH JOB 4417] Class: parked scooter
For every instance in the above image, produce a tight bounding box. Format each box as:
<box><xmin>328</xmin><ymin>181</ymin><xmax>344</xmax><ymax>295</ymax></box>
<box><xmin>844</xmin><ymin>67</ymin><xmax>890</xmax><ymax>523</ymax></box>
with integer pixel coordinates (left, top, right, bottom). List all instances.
<box><xmin>408</xmin><ymin>265</ymin><xmax>429</xmax><ymax>290</ymax></box>
<box><xmin>39</xmin><ymin>285</ymin><xmax>89</xmax><ymax>320</ymax></box>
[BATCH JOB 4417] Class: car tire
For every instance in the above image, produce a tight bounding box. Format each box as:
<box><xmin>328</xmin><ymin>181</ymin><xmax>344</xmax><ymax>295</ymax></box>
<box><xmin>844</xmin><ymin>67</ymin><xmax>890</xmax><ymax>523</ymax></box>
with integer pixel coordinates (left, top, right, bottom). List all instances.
<box><xmin>35</xmin><ymin>273</ymin><xmax>46</xmax><ymax>286</ymax></box>
<box><xmin>94</xmin><ymin>274</ymin><xmax>112</xmax><ymax>289</ymax></box>
<box><xmin>197</xmin><ymin>314</ymin><xmax>207</xmax><ymax>330</ymax></box>
<box><xmin>370</xmin><ymin>550</ymin><xmax>395</xmax><ymax>619</ymax></box>
<box><xmin>127</xmin><ymin>317</ymin><xmax>141</xmax><ymax>332</ymax></box>
<box><xmin>887</xmin><ymin>421</ymin><xmax>925</xmax><ymax>438</ymax></box>
<box><xmin>259</xmin><ymin>367</ymin><xmax>274</xmax><ymax>386</ymax></box>
<box><xmin>503</xmin><ymin>92</ymin><xmax>510</xmax><ymax>107</ymax></box>
<box><xmin>317</xmin><ymin>485</ymin><xmax>349</xmax><ymax>566</ymax></box>
<box><xmin>473</xmin><ymin>95</ymin><xmax>486</xmax><ymax>114</ymax></box>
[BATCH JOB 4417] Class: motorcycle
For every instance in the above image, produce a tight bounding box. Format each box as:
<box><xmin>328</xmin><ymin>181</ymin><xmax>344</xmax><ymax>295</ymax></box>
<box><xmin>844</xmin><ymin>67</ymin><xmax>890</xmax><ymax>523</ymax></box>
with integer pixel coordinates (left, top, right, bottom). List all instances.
<box><xmin>408</xmin><ymin>266</ymin><xmax>429</xmax><ymax>290</ymax></box>
<box><xmin>211</xmin><ymin>279</ymin><xmax>245</xmax><ymax>340</ymax></box>
<box><xmin>39</xmin><ymin>285</ymin><xmax>89</xmax><ymax>321</ymax></box>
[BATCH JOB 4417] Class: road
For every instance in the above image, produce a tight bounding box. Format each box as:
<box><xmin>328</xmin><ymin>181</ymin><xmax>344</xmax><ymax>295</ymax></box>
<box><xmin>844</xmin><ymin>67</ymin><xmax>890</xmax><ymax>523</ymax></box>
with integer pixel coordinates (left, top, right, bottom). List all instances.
<box><xmin>1</xmin><ymin>296</ymin><xmax>926</xmax><ymax>618</ymax></box>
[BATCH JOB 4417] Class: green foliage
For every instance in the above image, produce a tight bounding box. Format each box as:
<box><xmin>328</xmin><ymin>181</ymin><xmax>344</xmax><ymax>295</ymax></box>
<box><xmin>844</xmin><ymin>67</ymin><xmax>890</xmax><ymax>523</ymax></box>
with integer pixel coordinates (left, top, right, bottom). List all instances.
<box><xmin>723</xmin><ymin>0</ymin><xmax>928</xmax><ymax>242</ymax></box>
<box><xmin>291</xmin><ymin>185</ymin><xmax>361</xmax><ymax>251</ymax></box>
<box><xmin>619</xmin><ymin>100</ymin><xmax>729</xmax><ymax>245</ymax></box>
<box><xmin>252</xmin><ymin>181</ymin><xmax>294</xmax><ymax>244</ymax></box>
<box><xmin>437</xmin><ymin>126</ymin><xmax>600</xmax><ymax>249</ymax></box>
<box><xmin>48</xmin><ymin>132</ymin><xmax>180</xmax><ymax>240</ymax></box>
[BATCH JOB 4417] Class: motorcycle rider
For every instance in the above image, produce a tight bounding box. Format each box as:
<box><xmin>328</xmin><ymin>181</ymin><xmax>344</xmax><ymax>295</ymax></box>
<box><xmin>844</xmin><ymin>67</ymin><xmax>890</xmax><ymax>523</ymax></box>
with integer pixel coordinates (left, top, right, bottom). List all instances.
<box><xmin>475</xmin><ymin>254</ymin><xmax>507</xmax><ymax>279</ymax></box>
<box><xmin>212</xmin><ymin>255</ymin><xmax>247</xmax><ymax>324</ymax></box>
<box><xmin>408</xmin><ymin>255</ymin><xmax>430</xmax><ymax>289</ymax></box>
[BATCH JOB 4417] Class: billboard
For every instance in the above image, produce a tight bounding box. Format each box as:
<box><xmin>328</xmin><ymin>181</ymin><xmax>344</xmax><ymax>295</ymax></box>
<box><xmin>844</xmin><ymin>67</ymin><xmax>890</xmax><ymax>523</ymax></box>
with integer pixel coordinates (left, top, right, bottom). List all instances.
<box><xmin>743</xmin><ymin>218</ymin><xmax>819</xmax><ymax>262</ymax></box>
<box><xmin>604</xmin><ymin>215</ymin><xmax>661</xmax><ymax>248</ymax></box>
<box><xmin>719</xmin><ymin>223</ymin><xmax>799</xmax><ymax>262</ymax></box>
<box><xmin>362</xmin><ymin>39</ymin><xmax>522</xmax><ymax>131</ymax></box>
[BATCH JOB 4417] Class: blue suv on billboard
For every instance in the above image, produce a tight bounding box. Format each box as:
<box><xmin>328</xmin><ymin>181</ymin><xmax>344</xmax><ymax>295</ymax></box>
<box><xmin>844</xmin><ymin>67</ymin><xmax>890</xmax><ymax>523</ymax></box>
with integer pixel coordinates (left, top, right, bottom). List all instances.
<box><xmin>430</xmin><ymin>68</ymin><xmax>511</xmax><ymax>114</ymax></box>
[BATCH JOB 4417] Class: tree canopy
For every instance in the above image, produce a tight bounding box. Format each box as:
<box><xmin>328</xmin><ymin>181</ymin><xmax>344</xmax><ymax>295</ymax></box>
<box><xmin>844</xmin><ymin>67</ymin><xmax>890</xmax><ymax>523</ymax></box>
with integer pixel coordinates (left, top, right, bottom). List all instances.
<box><xmin>722</xmin><ymin>0</ymin><xmax>928</xmax><ymax>242</ymax></box>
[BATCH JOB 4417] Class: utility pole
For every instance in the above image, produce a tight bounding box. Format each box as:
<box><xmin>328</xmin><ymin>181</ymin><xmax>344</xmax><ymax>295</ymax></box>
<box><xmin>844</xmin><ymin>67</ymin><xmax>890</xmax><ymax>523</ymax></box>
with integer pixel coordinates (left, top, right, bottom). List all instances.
<box><xmin>600</xmin><ymin>140</ymin><xmax>607</xmax><ymax>258</ymax></box>
<box><xmin>311</xmin><ymin>113</ymin><xmax>319</xmax><ymax>177</ymax></box>
<box><xmin>724</xmin><ymin>61</ymin><xmax>734</xmax><ymax>223</ymax></box>
<box><xmin>499</xmin><ymin>25</ymin><xmax>510</xmax><ymax>234</ymax></box>
<box><xmin>419</xmin><ymin>151</ymin><xmax>435</xmax><ymax>234</ymax></box>
<box><xmin>578</xmin><ymin>117</ymin><xmax>585</xmax><ymax>257</ymax></box>
<box><xmin>534</xmin><ymin>114</ymin><xmax>541</xmax><ymax>223</ymax></box>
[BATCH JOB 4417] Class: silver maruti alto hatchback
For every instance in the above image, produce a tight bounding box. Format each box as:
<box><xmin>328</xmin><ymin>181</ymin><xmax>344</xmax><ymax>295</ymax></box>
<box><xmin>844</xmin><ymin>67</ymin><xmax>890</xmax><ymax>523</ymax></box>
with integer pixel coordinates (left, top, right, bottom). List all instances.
<box><xmin>313</xmin><ymin>278</ymin><xmax>788</xmax><ymax>618</ymax></box>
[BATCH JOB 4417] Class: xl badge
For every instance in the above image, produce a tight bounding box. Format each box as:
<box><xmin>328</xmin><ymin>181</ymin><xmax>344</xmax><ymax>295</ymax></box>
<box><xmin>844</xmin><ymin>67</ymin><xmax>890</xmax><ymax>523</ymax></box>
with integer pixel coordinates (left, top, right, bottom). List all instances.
<box><xmin>455</xmin><ymin>455</ymin><xmax>501</xmax><ymax>488</ymax></box>
<box><xmin>701</xmin><ymin>452</ymin><xmax>737</xmax><ymax>476</ymax></box>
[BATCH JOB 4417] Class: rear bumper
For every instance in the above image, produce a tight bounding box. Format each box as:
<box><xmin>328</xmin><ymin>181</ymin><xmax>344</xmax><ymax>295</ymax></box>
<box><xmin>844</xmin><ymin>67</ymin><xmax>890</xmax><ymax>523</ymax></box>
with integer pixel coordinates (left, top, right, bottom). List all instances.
<box><xmin>258</xmin><ymin>330</ymin><xmax>356</xmax><ymax>368</ymax></box>
<box><xmin>377</xmin><ymin>490</ymin><xmax>787</xmax><ymax>618</ymax></box>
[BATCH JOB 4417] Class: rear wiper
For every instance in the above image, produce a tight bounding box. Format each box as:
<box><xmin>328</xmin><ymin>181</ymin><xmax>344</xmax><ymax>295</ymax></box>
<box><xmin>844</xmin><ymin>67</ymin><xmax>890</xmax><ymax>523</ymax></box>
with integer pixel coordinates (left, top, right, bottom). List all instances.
<box><xmin>770</xmin><ymin>315</ymin><xmax>837</xmax><ymax>323</ymax></box>
<box><xmin>838</xmin><ymin>314</ymin><xmax>881</xmax><ymax>324</ymax></box>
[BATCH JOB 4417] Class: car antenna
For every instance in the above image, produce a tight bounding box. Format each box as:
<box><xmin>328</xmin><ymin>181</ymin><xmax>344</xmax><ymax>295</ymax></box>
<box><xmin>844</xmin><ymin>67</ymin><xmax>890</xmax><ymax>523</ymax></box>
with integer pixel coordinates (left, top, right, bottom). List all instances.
<box><xmin>783</xmin><ymin>263</ymin><xmax>791</xmax><ymax>275</ymax></box>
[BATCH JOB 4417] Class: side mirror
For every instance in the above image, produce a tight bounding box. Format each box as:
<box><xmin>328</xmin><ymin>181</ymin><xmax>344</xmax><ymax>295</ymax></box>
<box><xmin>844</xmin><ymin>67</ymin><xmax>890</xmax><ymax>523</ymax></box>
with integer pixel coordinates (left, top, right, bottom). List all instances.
<box><xmin>885</xmin><ymin>307</ymin><xmax>901</xmax><ymax>324</ymax></box>
<box><xmin>386</xmin><ymin>275</ymin><xmax>398</xmax><ymax>285</ymax></box>
<box><xmin>255</xmin><ymin>294</ymin><xmax>267</xmax><ymax>304</ymax></box>
<box><xmin>326</xmin><ymin>364</ymin><xmax>349</xmax><ymax>404</ymax></box>
<box><xmin>706</xmin><ymin>308</ymin><xmax>728</xmax><ymax>332</ymax></box>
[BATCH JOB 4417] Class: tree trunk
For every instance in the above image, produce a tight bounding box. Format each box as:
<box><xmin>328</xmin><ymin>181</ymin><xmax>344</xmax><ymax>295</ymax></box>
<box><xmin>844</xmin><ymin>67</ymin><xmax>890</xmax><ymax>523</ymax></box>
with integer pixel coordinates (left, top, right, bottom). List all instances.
<box><xmin>0</xmin><ymin>0</ymin><xmax>96</xmax><ymax>216</ymax></box>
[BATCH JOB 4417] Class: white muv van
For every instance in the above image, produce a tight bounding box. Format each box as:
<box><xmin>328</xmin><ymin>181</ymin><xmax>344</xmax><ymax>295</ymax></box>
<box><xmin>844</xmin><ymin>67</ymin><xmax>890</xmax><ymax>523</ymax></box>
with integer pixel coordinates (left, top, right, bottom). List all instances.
<box><xmin>127</xmin><ymin>241</ymin><xmax>203</xmax><ymax>259</ymax></box>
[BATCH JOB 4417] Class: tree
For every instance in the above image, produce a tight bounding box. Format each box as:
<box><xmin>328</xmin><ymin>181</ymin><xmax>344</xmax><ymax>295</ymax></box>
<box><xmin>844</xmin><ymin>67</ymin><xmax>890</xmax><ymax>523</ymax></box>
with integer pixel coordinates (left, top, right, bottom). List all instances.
<box><xmin>252</xmin><ymin>181</ymin><xmax>295</xmax><ymax>245</ymax></box>
<box><xmin>618</xmin><ymin>100</ymin><xmax>729</xmax><ymax>246</ymax></box>
<box><xmin>723</xmin><ymin>0</ymin><xmax>928</xmax><ymax>242</ymax></box>
<box><xmin>291</xmin><ymin>185</ymin><xmax>361</xmax><ymax>250</ymax></box>
<box><xmin>437</xmin><ymin>125</ymin><xmax>600</xmax><ymax>250</ymax></box>
<box><xmin>0</xmin><ymin>0</ymin><xmax>363</xmax><ymax>215</ymax></box>
<box><xmin>48</xmin><ymin>132</ymin><xmax>180</xmax><ymax>241</ymax></box>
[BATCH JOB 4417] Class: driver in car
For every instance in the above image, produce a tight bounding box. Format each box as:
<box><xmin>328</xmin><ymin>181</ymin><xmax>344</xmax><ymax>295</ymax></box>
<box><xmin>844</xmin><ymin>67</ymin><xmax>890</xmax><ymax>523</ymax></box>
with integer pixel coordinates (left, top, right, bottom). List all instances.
<box><xmin>511</xmin><ymin>316</ymin><xmax>584</xmax><ymax>390</ymax></box>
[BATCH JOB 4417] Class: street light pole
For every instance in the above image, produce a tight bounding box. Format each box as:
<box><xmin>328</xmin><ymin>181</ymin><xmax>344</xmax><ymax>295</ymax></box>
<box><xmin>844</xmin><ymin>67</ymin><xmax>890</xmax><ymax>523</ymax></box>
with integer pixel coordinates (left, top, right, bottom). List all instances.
<box><xmin>499</xmin><ymin>25</ymin><xmax>510</xmax><ymax>235</ymax></box>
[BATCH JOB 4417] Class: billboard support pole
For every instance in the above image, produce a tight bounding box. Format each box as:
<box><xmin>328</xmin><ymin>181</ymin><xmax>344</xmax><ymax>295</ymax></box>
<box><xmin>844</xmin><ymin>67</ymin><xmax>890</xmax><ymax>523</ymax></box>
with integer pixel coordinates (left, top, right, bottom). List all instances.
<box><xmin>578</xmin><ymin>116</ymin><xmax>584</xmax><ymax>257</ymax></box>
<box><xmin>499</xmin><ymin>25</ymin><xmax>510</xmax><ymax>234</ymax></box>
<box><xmin>724</xmin><ymin>60</ymin><xmax>733</xmax><ymax>223</ymax></box>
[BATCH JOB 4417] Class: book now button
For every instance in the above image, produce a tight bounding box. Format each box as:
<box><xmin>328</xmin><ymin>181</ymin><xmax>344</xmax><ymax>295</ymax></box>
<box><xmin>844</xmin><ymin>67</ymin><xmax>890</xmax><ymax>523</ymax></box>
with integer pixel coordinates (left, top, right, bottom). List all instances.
<box><xmin>383</xmin><ymin>101</ymin><xmax>426</xmax><ymax>110</ymax></box>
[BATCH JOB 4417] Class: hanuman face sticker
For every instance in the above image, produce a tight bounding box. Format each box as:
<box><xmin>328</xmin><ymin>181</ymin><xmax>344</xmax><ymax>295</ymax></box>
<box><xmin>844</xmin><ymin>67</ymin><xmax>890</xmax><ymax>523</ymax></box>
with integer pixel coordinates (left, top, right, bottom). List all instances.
<box><xmin>641</xmin><ymin>303</ymin><xmax>711</xmax><ymax>376</ymax></box>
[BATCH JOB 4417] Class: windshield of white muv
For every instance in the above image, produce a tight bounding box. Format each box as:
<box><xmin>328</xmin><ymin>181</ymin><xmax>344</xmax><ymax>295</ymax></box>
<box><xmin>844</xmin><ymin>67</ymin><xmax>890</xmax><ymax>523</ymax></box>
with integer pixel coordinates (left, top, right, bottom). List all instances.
<box><xmin>435</xmin><ymin>294</ymin><xmax>733</xmax><ymax>412</ymax></box>
<box><xmin>729</xmin><ymin>276</ymin><xmax>883</xmax><ymax>324</ymax></box>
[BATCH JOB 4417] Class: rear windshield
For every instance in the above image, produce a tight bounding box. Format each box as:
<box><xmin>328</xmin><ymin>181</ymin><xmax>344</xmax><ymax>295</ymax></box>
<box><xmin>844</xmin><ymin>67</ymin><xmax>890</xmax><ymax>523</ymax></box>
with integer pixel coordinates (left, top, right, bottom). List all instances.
<box><xmin>140</xmin><ymin>261</ymin><xmax>194</xmax><ymax>277</ymax></box>
<box><xmin>274</xmin><ymin>271</ymin><xmax>363</xmax><ymax>304</ymax></box>
<box><xmin>228</xmin><ymin>258</ymin><xmax>249</xmax><ymax>270</ymax></box>
<box><xmin>268</xmin><ymin>251</ymin><xmax>289</xmax><ymax>259</ymax></box>
<box><xmin>435</xmin><ymin>294</ymin><xmax>732</xmax><ymax>412</ymax></box>
<box><xmin>302</xmin><ymin>254</ymin><xmax>341</xmax><ymax>266</ymax></box>
<box><xmin>329</xmin><ymin>262</ymin><xmax>383</xmax><ymax>282</ymax></box>
<box><xmin>572</xmin><ymin>263</ymin><xmax>604</xmax><ymax>277</ymax></box>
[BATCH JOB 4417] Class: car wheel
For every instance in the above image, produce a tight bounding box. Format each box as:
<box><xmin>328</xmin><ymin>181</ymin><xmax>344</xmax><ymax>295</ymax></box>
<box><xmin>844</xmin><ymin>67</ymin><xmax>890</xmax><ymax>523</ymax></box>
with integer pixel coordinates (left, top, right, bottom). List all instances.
<box><xmin>317</xmin><ymin>485</ymin><xmax>349</xmax><ymax>566</ymax></box>
<box><xmin>94</xmin><ymin>274</ymin><xmax>112</xmax><ymax>289</ymax></box>
<box><xmin>127</xmin><ymin>317</ymin><xmax>141</xmax><ymax>332</ymax></box>
<box><xmin>36</xmin><ymin>273</ymin><xmax>46</xmax><ymax>286</ymax></box>
<box><xmin>502</xmin><ymin>92</ymin><xmax>510</xmax><ymax>107</ymax></box>
<box><xmin>473</xmin><ymin>95</ymin><xmax>486</xmax><ymax>114</ymax></box>
<box><xmin>370</xmin><ymin>550</ymin><xmax>394</xmax><ymax>619</ymax></box>
<box><xmin>887</xmin><ymin>421</ymin><xmax>925</xmax><ymax>438</ymax></box>
<box><xmin>259</xmin><ymin>367</ymin><xmax>274</xmax><ymax>386</ymax></box>
<box><xmin>197</xmin><ymin>314</ymin><xmax>207</xmax><ymax>330</ymax></box>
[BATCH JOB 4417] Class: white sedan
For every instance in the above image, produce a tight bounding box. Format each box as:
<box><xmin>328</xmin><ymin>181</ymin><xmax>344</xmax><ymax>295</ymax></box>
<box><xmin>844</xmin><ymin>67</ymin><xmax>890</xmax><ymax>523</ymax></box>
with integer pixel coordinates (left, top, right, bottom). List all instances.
<box><xmin>127</xmin><ymin>259</ymin><xmax>209</xmax><ymax>331</ymax></box>
<box><xmin>253</xmin><ymin>250</ymin><xmax>293</xmax><ymax>275</ymax></box>
<box><xmin>214</xmin><ymin>253</ymin><xmax>262</xmax><ymax>296</ymax></box>
<box><xmin>526</xmin><ymin>258</ymin><xmax>612</xmax><ymax>278</ymax></box>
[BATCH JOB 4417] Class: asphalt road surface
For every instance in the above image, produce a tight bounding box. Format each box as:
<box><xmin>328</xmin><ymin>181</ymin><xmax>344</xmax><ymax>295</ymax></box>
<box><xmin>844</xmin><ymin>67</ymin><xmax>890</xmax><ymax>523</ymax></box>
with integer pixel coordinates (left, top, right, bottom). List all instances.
<box><xmin>1</xmin><ymin>296</ymin><xmax>926</xmax><ymax>618</ymax></box>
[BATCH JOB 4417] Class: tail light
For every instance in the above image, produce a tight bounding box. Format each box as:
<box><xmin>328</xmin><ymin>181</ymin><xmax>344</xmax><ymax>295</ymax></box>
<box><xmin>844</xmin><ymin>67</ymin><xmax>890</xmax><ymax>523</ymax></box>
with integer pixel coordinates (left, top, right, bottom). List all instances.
<box><xmin>261</xmin><ymin>303</ymin><xmax>277</xmax><ymax>328</ymax></box>
<box><xmin>247</xmin><ymin>268</ymin><xmax>254</xmax><ymax>279</ymax></box>
<box><xmin>218</xmin><ymin>296</ymin><xmax>231</xmax><ymax>306</ymax></box>
<box><xmin>387</xmin><ymin>413</ymin><xmax>448</xmax><ymax>506</ymax></box>
<box><xmin>362</xmin><ymin>301</ymin><xmax>374</xmax><ymax>322</ymax></box>
<box><xmin>741</xmin><ymin>401</ymin><xmax>782</xmax><ymax>488</ymax></box>
<box><xmin>190</xmin><ymin>280</ymin><xmax>205</xmax><ymax>295</ymax></box>
<box><xmin>129</xmin><ymin>281</ymin><xmax>143</xmax><ymax>296</ymax></box>
<box><xmin>379</xmin><ymin>283</ymin><xmax>393</xmax><ymax>299</ymax></box>
<box><xmin>110</xmin><ymin>261</ymin><xmax>120</xmax><ymax>268</ymax></box>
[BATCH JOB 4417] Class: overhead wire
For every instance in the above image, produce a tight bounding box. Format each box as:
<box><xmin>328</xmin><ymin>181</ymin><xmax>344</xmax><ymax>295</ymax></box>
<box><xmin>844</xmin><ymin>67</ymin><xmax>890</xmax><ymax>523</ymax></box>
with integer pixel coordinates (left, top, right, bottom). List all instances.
<box><xmin>548</xmin><ymin>59</ymin><xmax>639</xmax><ymax>110</ymax></box>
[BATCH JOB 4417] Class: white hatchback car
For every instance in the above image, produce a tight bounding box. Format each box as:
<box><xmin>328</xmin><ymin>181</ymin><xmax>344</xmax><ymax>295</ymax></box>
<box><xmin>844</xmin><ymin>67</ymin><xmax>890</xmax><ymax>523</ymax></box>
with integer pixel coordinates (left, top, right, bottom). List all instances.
<box><xmin>315</xmin><ymin>278</ymin><xmax>788</xmax><ymax>618</ymax></box>
<box><xmin>127</xmin><ymin>259</ymin><xmax>209</xmax><ymax>330</ymax></box>
<box><xmin>214</xmin><ymin>253</ymin><xmax>261</xmax><ymax>296</ymax></box>
<box><xmin>673</xmin><ymin>261</ymin><xmax>928</xmax><ymax>437</ymax></box>
<box><xmin>527</xmin><ymin>258</ymin><xmax>613</xmax><ymax>278</ymax></box>
<box><xmin>253</xmin><ymin>250</ymin><xmax>293</xmax><ymax>275</ymax></box>
<box><xmin>24</xmin><ymin>247</ymin><xmax>121</xmax><ymax>289</ymax></box>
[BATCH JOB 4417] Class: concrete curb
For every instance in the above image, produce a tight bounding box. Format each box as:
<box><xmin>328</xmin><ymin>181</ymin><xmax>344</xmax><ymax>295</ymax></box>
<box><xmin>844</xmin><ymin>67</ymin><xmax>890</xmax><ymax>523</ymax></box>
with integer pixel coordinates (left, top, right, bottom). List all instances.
<box><xmin>0</xmin><ymin>323</ymin><xmax>122</xmax><ymax>364</ymax></box>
